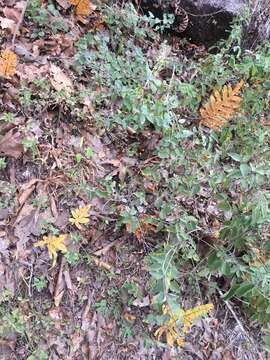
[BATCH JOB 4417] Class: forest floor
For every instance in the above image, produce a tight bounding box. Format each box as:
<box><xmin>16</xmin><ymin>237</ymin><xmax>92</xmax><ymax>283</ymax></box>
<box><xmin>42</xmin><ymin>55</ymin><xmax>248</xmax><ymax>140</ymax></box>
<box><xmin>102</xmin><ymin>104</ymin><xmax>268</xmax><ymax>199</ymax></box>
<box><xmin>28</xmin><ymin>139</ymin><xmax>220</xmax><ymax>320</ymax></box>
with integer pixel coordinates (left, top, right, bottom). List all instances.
<box><xmin>0</xmin><ymin>1</ymin><xmax>269</xmax><ymax>359</ymax></box>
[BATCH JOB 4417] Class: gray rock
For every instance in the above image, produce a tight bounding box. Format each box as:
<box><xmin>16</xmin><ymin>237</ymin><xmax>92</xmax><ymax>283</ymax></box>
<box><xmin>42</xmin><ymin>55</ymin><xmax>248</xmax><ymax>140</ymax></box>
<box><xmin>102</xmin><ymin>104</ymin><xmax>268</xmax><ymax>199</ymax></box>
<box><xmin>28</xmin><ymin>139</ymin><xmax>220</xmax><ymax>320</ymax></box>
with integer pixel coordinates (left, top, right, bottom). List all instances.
<box><xmin>242</xmin><ymin>0</ymin><xmax>270</xmax><ymax>49</ymax></box>
<box><xmin>140</xmin><ymin>0</ymin><xmax>249</xmax><ymax>46</ymax></box>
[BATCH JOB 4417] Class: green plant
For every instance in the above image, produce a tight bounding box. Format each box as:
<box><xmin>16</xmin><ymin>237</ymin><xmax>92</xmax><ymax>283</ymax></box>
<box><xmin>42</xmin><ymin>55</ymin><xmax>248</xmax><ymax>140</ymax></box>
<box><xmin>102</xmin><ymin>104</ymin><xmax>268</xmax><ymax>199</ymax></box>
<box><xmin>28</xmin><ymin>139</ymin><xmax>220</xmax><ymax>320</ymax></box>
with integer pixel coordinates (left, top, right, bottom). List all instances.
<box><xmin>70</xmin><ymin>232</ymin><xmax>82</xmax><ymax>243</ymax></box>
<box><xmin>142</xmin><ymin>11</ymin><xmax>175</xmax><ymax>33</ymax></box>
<box><xmin>122</xmin><ymin>282</ymin><xmax>143</xmax><ymax>306</ymax></box>
<box><xmin>65</xmin><ymin>251</ymin><xmax>80</xmax><ymax>266</ymax></box>
<box><xmin>32</xmin><ymin>195</ymin><xmax>48</xmax><ymax>209</ymax></box>
<box><xmin>0</xmin><ymin>112</ymin><xmax>14</xmax><ymax>123</ymax></box>
<box><xmin>22</xmin><ymin>138</ymin><xmax>39</xmax><ymax>157</ymax></box>
<box><xmin>0</xmin><ymin>308</ymin><xmax>26</xmax><ymax>336</ymax></box>
<box><xmin>0</xmin><ymin>157</ymin><xmax>7</xmax><ymax>170</ymax></box>
<box><xmin>33</xmin><ymin>276</ymin><xmax>48</xmax><ymax>292</ymax></box>
<box><xmin>92</xmin><ymin>299</ymin><xmax>111</xmax><ymax>317</ymax></box>
<box><xmin>26</xmin><ymin>0</ymin><xmax>48</xmax><ymax>25</ymax></box>
<box><xmin>27</xmin><ymin>350</ymin><xmax>47</xmax><ymax>360</ymax></box>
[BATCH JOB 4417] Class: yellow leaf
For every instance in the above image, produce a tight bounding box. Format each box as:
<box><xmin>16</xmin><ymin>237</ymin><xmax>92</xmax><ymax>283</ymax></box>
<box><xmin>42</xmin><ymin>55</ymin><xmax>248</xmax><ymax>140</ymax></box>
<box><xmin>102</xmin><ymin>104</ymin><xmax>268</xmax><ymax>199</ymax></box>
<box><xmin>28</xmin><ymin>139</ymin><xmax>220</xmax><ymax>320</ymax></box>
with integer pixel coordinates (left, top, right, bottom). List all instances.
<box><xmin>176</xmin><ymin>337</ymin><xmax>185</xmax><ymax>347</ymax></box>
<box><xmin>200</xmin><ymin>80</ymin><xmax>244</xmax><ymax>131</ymax></box>
<box><xmin>0</xmin><ymin>49</ymin><xmax>17</xmax><ymax>78</ymax></box>
<box><xmin>69</xmin><ymin>204</ymin><xmax>90</xmax><ymax>229</ymax></box>
<box><xmin>34</xmin><ymin>234</ymin><xmax>67</xmax><ymax>267</ymax></box>
<box><xmin>167</xmin><ymin>329</ymin><xmax>176</xmax><ymax>347</ymax></box>
<box><xmin>123</xmin><ymin>312</ymin><xmax>136</xmax><ymax>323</ymax></box>
<box><xmin>154</xmin><ymin>326</ymin><xmax>165</xmax><ymax>341</ymax></box>
<box><xmin>69</xmin><ymin>0</ymin><xmax>91</xmax><ymax>16</ymax></box>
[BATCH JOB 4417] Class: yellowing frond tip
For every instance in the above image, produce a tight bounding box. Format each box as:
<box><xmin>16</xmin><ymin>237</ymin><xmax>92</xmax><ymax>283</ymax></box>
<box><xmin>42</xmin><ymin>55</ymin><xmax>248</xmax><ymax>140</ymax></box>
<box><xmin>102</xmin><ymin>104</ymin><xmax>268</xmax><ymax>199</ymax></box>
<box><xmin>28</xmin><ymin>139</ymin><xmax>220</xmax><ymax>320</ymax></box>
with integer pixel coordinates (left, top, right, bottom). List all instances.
<box><xmin>154</xmin><ymin>303</ymin><xmax>214</xmax><ymax>347</ymax></box>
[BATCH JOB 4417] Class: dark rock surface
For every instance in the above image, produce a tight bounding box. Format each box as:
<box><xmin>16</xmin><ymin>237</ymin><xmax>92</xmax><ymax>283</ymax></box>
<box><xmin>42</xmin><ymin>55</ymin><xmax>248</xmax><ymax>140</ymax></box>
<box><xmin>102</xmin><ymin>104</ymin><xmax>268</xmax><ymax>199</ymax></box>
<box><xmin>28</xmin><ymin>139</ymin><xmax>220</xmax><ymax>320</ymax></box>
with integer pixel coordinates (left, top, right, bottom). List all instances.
<box><xmin>243</xmin><ymin>0</ymin><xmax>270</xmax><ymax>49</ymax></box>
<box><xmin>139</xmin><ymin>0</ymin><xmax>249</xmax><ymax>47</ymax></box>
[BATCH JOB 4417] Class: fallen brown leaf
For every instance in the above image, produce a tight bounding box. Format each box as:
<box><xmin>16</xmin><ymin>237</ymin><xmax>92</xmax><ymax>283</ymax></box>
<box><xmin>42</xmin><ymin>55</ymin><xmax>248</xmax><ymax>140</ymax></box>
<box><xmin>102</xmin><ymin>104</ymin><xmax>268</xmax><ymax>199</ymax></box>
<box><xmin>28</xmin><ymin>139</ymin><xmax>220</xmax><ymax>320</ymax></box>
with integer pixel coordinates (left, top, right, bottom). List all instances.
<box><xmin>49</xmin><ymin>194</ymin><xmax>58</xmax><ymax>219</ymax></box>
<box><xmin>0</xmin><ymin>16</ymin><xmax>16</xmax><ymax>32</ymax></box>
<box><xmin>13</xmin><ymin>204</ymin><xmax>37</xmax><ymax>259</ymax></box>
<box><xmin>50</xmin><ymin>63</ymin><xmax>74</xmax><ymax>96</ymax></box>
<box><xmin>92</xmin><ymin>238</ymin><xmax>122</xmax><ymax>256</ymax></box>
<box><xmin>69</xmin><ymin>331</ymin><xmax>83</xmax><ymax>356</ymax></box>
<box><xmin>54</xmin><ymin>257</ymin><xmax>66</xmax><ymax>307</ymax></box>
<box><xmin>0</xmin><ymin>130</ymin><xmax>23</xmax><ymax>158</ymax></box>
<box><xmin>17</xmin><ymin>178</ymin><xmax>39</xmax><ymax>207</ymax></box>
<box><xmin>55</xmin><ymin>0</ymin><xmax>71</xmax><ymax>10</ymax></box>
<box><xmin>3</xmin><ymin>7</ymin><xmax>21</xmax><ymax>22</ymax></box>
<box><xmin>63</xmin><ymin>268</ymin><xmax>75</xmax><ymax>296</ymax></box>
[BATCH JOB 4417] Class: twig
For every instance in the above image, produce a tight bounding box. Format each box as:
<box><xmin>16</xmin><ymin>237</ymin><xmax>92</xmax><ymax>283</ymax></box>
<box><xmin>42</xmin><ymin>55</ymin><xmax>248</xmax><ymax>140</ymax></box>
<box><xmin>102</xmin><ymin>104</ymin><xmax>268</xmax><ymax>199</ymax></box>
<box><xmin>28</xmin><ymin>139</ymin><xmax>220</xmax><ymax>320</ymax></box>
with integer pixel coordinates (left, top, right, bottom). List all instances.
<box><xmin>92</xmin><ymin>238</ymin><xmax>123</xmax><ymax>256</ymax></box>
<box><xmin>11</xmin><ymin>0</ymin><xmax>30</xmax><ymax>48</ymax></box>
<box><xmin>218</xmin><ymin>289</ymin><xmax>265</xmax><ymax>360</ymax></box>
<box><xmin>186</xmin><ymin>9</ymin><xmax>225</xmax><ymax>17</ymax></box>
<box><xmin>92</xmin><ymin>256</ymin><xmax>112</xmax><ymax>271</ymax></box>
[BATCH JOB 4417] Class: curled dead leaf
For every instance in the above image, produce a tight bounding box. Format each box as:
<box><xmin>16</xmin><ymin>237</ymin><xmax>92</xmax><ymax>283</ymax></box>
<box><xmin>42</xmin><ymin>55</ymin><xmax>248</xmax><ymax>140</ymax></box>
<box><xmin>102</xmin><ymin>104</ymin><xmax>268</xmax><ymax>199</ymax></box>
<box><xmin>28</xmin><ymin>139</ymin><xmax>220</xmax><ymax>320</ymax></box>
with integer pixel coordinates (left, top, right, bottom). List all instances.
<box><xmin>54</xmin><ymin>258</ymin><xmax>66</xmax><ymax>307</ymax></box>
<box><xmin>50</xmin><ymin>64</ymin><xmax>74</xmax><ymax>96</ymax></box>
<box><xmin>18</xmin><ymin>179</ymin><xmax>39</xmax><ymax>206</ymax></box>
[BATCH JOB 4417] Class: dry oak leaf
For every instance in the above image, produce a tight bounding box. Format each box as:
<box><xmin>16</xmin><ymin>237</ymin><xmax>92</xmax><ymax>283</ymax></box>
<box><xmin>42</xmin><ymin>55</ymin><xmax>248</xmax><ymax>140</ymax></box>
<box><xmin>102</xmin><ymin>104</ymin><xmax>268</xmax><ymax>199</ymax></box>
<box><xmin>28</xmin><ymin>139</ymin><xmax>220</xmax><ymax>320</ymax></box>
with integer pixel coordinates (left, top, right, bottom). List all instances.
<box><xmin>34</xmin><ymin>234</ymin><xmax>67</xmax><ymax>267</ymax></box>
<box><xmin>200</xmin><ymin>80</ymin><xmax>244</xmax><ymax>131</ymax></box>
<box><xmin>0</xmin><ymin>49</ymin><xmax>17</xmax><ymax>78</ymax></box>
<box><xmin>69</xmin><ymin>205</ymin><xmax>90</xmax><ymax>229</ymax></box>
<box><xmin>50</xmin><ymin>63</ymin><xmax>74</xmax><ymax>95</ymax></box>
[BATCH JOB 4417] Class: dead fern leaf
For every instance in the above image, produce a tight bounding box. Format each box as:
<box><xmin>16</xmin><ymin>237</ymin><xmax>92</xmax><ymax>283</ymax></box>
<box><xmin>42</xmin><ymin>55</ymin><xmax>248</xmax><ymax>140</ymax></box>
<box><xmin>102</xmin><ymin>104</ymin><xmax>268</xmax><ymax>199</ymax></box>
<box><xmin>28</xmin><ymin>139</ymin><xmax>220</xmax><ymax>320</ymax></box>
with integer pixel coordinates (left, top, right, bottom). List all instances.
<box><xmin>200</xmin><ymin>80</ymin><xmax>244</xmax><ymax>131</ymax></box>
<box><xmin>0</xmin><ymin>49</ymin><xmax>17</xmax><ymax>78</ymax></box>
<box><xmin>69</xmin><ymin>0</ymin><xmax>90</xmax><ymax>16</ymax></box>
<box><xmin>126</xmin><ymin>214</ymin><xmax>158</xmax><ymax>241</ymax></box>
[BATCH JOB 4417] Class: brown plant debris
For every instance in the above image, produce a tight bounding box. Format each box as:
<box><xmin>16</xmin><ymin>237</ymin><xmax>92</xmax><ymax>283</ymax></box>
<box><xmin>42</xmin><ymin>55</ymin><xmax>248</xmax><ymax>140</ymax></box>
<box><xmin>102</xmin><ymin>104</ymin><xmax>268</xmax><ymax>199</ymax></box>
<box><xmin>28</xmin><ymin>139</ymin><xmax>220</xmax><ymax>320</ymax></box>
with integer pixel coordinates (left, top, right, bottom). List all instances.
<box><xmin>200</xmin><ymin>80</ymin><xmax>244</xmax><ymax>131</ymax></box>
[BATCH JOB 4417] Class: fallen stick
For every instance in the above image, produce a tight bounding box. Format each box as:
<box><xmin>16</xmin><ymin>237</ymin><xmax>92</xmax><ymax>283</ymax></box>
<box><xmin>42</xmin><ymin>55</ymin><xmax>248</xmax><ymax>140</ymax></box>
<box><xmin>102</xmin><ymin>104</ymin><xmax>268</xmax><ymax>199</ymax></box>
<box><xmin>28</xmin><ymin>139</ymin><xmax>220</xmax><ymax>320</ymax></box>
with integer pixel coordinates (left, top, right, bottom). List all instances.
<box><xmin>12</xmin><ymin>0</ymin><xmax>30</xmax><ymax>48</ymax></box>
<box><xmin>218</xmin><ymin>289</ymin><xmax>264</xmax><ymax>360</ymax></box>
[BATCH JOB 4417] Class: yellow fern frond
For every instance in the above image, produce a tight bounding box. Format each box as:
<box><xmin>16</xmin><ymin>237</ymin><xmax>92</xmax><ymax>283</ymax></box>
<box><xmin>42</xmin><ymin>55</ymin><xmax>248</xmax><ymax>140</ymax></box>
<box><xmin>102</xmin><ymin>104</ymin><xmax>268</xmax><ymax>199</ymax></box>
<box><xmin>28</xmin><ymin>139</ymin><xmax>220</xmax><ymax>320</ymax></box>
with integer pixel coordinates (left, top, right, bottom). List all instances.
<box><xmin>183</xmin><ymin>303</ymin><xmax>214</xmax><ymax>333</ymax></box>
<box><xmin>200</xmin><ymin>80</ymin><xmax>244</xmax><ymax>131</ymax></box>
<box><xmin>154</xmin><ymin>303</ymin><xmax>213</xmax><ymax>347</ymax></box>
<box><xmin>0</xmin><ymin>49</ymin><xmax>17</xmax><ymax>78</ymax></box>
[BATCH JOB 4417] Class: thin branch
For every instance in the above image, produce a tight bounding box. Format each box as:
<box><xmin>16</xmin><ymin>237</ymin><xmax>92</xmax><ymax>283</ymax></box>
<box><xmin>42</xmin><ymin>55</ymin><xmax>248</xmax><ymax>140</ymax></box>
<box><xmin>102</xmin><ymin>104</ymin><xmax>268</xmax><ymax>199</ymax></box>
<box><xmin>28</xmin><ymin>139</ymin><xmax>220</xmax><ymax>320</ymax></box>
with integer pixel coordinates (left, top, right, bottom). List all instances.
<box><xmin>11</xmin><ymin>0</ymin><xmax>30</xmax><ymax>48</ymax></box>
<box><xmin>218</xmin><ymin>289</ymin><xmax>265</xmax><ymax>360</ymax></box>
